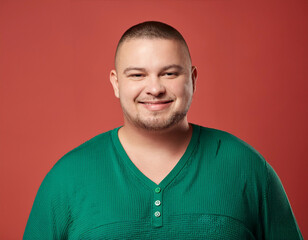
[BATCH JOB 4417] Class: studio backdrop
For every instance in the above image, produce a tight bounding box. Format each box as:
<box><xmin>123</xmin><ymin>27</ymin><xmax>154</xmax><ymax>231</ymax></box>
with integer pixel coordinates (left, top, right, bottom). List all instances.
<box><xmin>0</xmin><ymin>0</ymin><xmax>307</xmax><ymax>239</ymax></box>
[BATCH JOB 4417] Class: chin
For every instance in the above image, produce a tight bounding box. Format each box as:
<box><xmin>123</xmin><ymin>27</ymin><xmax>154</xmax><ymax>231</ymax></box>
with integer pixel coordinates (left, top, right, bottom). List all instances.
<box><xmin>131</xmin><ymin>112</ymin><xmax>187</xmax><ymax>131</ymax></box>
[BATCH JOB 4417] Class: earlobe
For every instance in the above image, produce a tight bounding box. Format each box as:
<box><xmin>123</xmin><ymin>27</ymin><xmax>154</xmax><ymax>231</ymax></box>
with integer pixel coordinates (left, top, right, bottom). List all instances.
<box><xmin>110</xmin><ymin>70</ymin><xmax>120</xmax><ymax>98</ymax></box>
<box><xmin>191</xmin><ymin>66</ymin><xmax>198</xmax><ymax>93</ymax></box>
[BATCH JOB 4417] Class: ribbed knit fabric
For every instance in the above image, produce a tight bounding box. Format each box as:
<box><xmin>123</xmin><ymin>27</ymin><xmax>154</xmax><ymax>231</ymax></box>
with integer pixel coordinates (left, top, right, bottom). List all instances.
<box><xmin>23</xmin><ymin>124</ymin><xmax>303</xmax><ymax>239</ymax></box>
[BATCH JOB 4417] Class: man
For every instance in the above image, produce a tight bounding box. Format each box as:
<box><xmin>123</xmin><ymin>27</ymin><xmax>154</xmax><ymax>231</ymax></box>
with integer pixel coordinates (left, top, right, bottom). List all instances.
<box><xmin>24</xmin><ymin>21</ymin><xmax>303</xmax><ymax>239</ymax></box>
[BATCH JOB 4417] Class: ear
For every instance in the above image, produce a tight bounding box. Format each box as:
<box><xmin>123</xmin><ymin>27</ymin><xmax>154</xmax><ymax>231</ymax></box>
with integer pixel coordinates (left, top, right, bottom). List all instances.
<box><xmin>110</xmin><ymin>70</ymin><xmax>120</xmax><ymax>98</ymax></box>
<box><xmin>191</xmin><ymin>66</ymin><xmax>198</xmax><ymax>93</ymax></box>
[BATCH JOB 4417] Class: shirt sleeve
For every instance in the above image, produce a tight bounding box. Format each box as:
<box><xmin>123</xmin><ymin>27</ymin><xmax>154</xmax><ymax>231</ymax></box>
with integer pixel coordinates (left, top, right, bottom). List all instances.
<box><xmin>261</xmin><ymin>162</ymin><xmax>303</xmax><ymax>239</ymax></box>
<box><xmin>23</xmin><ymin>169</ymin><xmax>71</xmax><ymax>240</ymax></box>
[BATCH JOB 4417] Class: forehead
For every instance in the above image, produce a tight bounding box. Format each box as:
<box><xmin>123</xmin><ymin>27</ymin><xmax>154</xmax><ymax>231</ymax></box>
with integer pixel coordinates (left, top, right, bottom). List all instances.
<box><xmin>115</xmin><ymin>38</ymin><xmax>191</xmax><ymax>71</ymax></box>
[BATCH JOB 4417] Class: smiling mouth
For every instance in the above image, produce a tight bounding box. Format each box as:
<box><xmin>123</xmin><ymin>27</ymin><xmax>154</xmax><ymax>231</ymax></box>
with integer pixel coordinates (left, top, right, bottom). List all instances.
<box><xmin>138</xmin><ymin>100</ymin><xmax>174</xmax><ymax>111</ymax></box>
<box><xmin>139</xmin><ymin>100</ymin><xmax>173</xmax><ymax>105</ymax></box>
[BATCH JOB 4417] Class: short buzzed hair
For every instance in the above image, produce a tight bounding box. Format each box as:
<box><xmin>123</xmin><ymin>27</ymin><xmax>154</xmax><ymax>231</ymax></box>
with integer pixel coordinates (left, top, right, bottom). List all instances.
<box><xmin>115</xmin><ymin>21</ymin><xmax>191</xmax><ymax>65</ymax></box>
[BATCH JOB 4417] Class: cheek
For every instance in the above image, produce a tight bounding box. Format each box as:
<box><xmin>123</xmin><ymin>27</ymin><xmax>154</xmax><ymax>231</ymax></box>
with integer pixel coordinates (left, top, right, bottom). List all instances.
<box><xmin>171</xmin><ymin>80</ymin><xmax>193</xmax><ymax>100</ymax></box>
<box><xmin>118</xmin><ymin>81</ymin><xmax>144</xmax><ymax>100</ymax></box>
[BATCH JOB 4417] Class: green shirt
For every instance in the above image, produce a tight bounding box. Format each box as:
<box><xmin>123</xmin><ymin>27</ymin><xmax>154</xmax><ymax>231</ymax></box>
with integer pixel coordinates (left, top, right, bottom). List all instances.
<box><xmin>24</xmin><ymin>124</ymin><xmax>303</xmax><ymax>239</ymax></box>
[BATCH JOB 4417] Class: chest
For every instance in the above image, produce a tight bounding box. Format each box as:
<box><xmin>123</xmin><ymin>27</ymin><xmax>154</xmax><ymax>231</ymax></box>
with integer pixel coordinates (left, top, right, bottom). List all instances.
<box><xmin>67</xmin><ymin>163</ymin><xmax>259</xmax><ymax>239</ymax></box>
<box><xmin>128</xmin><ymin>156</ymin><xmax>181</xmax><ymax>185</ymax></box>
<box><xmin>123</xmin><ymin>144</ymin><xmax>186</xmax><ymax>185</ymax></box>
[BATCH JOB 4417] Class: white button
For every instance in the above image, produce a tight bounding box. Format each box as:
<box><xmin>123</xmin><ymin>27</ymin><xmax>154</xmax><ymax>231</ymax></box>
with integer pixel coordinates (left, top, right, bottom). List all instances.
<box><xmin>155</xmin><ymin>200</ymin><xmax>161</xmax><ymax>206</ymax></box>
<box><xmin>154</xmin><ymin>211</ymin><xmax>161</xmax><ymax>217</ymax></box>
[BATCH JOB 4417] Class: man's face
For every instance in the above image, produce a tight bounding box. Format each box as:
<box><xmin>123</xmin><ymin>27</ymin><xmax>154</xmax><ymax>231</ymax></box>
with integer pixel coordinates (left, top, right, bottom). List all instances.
<box><xmin>110</xmin><ymin>38</ymin><xmax>197</xmax><ymax>131</ymax></box>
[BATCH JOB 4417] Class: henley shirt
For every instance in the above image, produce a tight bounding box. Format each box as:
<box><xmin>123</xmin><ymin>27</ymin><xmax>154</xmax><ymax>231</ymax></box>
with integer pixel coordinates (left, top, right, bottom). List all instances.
<box><xmin>24</xmin><ymin>124</ymin><xmax>303</xmax><ymax>239</ymax></box>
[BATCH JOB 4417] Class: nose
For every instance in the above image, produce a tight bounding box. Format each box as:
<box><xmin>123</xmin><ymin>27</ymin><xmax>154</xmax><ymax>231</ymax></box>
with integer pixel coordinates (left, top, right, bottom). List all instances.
<box><xmin>145</xmin><ymin>75</ymin><xmax>166</xmax><ymax>97</ymax></box>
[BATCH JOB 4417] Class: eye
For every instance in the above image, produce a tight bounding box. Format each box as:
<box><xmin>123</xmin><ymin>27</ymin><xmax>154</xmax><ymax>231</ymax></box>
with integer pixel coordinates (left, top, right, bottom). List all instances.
<box><xmin>163</xmin><ymin>72</ymin><xmax>178</xmax><ymax>78</ymax></box>
<box><xmin>128</xmin><ymin>73</ymin><xmax>145</xmax><ymax>79</ymax></box>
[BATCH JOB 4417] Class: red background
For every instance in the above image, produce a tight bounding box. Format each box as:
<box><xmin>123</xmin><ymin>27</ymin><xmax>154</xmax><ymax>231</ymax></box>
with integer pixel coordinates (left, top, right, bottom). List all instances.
<box><xmin>1</xmin><ymin>0</ymin><xmax>307</xmax><ymax>239</ymax></box>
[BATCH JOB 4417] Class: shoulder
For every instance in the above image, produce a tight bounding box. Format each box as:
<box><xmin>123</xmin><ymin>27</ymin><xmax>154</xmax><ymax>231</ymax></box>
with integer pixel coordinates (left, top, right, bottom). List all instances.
<box><xmin>197</xmin><ymin>125</ymin><xmax>260</xmax><ymax>152</ymax></box>
<box><xmin>45</xmin><ymin>128</ymin><xmax>119</xmax><ymax>183</ymax></box>
<box><xmin>195</xmin><ymin>124</ymin><xmax>268</xmax><ymax>176</ymax></box>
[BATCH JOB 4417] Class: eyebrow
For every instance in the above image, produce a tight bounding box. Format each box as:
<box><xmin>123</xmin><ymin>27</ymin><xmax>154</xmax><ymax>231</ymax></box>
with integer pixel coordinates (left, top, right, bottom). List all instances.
<box><xmin>123</xmin><ymin>64</ymin><xmax>184</xmax><ymax>75</ymax></box>
<box><xmin>161</xmin><ymin>64</ymin><xmax>184</xmax><ymax>72</ymax></box>
<box><xmin>123</xmin><ymin>67</ymin><xmax>146</xmax><ymax>75</ymax></box>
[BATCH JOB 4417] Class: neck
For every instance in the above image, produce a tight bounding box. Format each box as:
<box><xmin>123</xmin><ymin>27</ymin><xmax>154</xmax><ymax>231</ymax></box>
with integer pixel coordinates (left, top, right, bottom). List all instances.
<box><xmin>118</xmin><ymin>119</ymin><xmax>192</xmax><ymax>151</ymax></box>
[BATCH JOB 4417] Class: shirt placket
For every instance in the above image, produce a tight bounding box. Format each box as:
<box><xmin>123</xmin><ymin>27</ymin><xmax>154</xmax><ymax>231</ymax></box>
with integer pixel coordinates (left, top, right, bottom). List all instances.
<box><xmin>152</xmin><ymin>186</ymin><xmax>163</xmax><ymax>227</ymax></box>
